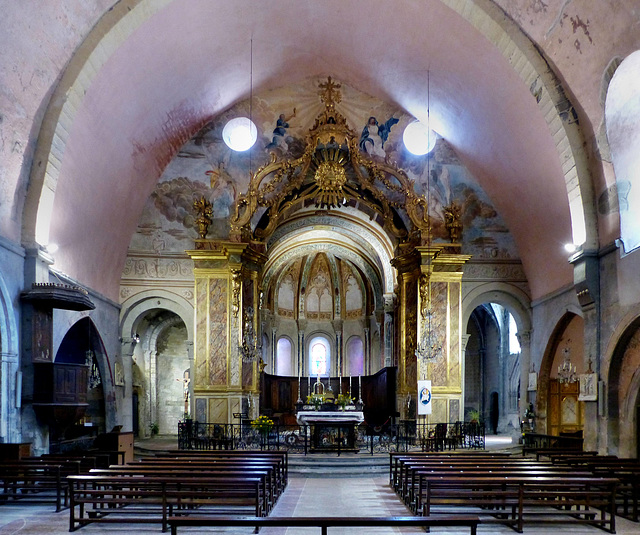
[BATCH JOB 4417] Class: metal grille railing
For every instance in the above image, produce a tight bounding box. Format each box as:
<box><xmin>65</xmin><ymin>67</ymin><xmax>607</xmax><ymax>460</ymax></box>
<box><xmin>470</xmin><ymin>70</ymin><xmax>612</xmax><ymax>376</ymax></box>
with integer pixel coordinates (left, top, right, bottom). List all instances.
<box><xmin>177</xmin><ymin>420</ymin><xmax>485</xmax><ymax>454</ymax></box>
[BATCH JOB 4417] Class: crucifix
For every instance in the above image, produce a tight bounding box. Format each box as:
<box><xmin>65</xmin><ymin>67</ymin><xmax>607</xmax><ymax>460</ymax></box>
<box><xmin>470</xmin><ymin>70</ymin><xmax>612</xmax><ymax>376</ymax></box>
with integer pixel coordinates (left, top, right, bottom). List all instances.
<box><xmin>318</xmin><ymin>76</ymin><xmax>342</xmax><ymax>112</ymax></box>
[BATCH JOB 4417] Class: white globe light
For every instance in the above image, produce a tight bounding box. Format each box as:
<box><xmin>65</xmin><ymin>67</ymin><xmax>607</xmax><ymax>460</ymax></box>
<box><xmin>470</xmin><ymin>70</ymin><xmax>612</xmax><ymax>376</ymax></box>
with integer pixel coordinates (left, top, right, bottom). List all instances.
<box><xmin>403</xmin><ymin>121</ymin><xmax>437</xmax><ymax>155</ymax></box>
<box><xmin>222</xmin><ymin>117</ymin><xmax>257</xmax><ymax>151</ymax></box>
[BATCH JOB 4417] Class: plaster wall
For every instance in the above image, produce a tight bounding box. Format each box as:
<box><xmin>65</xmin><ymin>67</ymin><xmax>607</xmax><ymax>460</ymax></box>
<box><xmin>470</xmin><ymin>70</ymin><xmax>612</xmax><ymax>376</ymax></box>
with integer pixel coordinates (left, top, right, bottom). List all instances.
<box><xmin>155</xmin><ymin>323</ymin><xmax>189</xmax><ymax>434</ymax></box>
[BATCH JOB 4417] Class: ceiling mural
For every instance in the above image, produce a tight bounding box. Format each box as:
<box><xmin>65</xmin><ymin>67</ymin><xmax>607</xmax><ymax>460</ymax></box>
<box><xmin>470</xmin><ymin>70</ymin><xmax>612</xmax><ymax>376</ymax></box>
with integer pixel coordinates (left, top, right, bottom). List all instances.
<box><xmin>129</xmin><ymin>77</ymin><xmax>518</xmax><ymax>260</ymax></box>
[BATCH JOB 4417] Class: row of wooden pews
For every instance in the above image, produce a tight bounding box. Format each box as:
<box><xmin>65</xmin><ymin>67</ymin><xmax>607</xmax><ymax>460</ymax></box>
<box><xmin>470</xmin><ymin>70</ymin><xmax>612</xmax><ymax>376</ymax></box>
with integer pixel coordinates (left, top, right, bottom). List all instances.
<box><xmin>0</xmin><ymin>450</ymin><xmax>123</xmax><ymax>512</ymax></box>
<box><xmin>67</xmin><ymin>449</ymin><xmax>288</xmax><ymax>532</ymax></box>
<box><xmin>390</xmin><ymin>451</ymin><xmax>618</xmax><ymax>533</ymax></box>
<box><xmin>544</xmin><ymin>451</ymin><xmax>640</xmax><ymax>523</ymax></box>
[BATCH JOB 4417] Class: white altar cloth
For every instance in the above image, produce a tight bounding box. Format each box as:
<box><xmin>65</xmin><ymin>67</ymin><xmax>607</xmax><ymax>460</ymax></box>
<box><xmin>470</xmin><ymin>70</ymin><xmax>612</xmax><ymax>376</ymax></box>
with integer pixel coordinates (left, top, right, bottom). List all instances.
<box><xmin>296</xmin><ymin>410</ymin><xmax>364</xmax><ymax>426</ymax></box>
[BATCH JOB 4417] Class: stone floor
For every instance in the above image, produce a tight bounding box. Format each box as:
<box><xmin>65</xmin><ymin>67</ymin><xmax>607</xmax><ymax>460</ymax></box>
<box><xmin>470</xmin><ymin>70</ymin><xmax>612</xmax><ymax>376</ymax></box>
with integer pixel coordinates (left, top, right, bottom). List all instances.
<box><xmin>1</xmin><ymin>435</ymin><xmax>638</xmax><ymax>535</ymax></box>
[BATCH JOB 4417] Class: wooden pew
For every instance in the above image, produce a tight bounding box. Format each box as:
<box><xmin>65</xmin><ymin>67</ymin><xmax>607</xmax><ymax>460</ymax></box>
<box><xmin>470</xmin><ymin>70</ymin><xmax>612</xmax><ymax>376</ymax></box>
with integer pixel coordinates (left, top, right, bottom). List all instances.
<box><xmin>0</xmin><ymin>461</ymin><xmax>79</xmax><ymax>511</ymax></box>
<box><xmin>153</xmin><ymin>450</ymin><xmax>288</xmax><ymax>484</ymax></box>
<box><xmin>417</xmin><ymin>473</ymin><xmax>618</xmax><ymax>533</ymax></box>
<box><xmin>140</xmin><ymin>454</ymin><xmax>286</xmax><ymax>492</ymax></box>
<box><xmin>68</xmin><ymin>473</ymin><xmax>265</xmax><ymax>532</ymax></box>
<box><xmin>389</xmin><ymin>451</ymin><xmax>512</xmax><ymax>487</ymax></box>
<box><xmin>167</xmin><ymin>514</ymin><xmax>481</xmax><ymax>535</ymax></box>
<box><xmin>403</xmin><ymin>463</ymin><xmax>590</xmax><ymax>511</ymax></box>
<box><xmin>89</xmin><ymin>465</ymin><xmax>276</xmax><ymax>514</ymax></box>
<box><xmin>551</xmin><ymin>455</ymin><xmax>640</xmax><ymax>522</ymax></box>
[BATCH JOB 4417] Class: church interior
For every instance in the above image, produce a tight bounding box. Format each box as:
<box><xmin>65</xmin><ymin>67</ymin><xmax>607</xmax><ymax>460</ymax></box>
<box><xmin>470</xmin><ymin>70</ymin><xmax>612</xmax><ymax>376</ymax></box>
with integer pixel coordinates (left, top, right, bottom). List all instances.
<box><xmin>3</xmin><ymin>0</ymin><xmax>640</xmax><ymax>497</ymax></box>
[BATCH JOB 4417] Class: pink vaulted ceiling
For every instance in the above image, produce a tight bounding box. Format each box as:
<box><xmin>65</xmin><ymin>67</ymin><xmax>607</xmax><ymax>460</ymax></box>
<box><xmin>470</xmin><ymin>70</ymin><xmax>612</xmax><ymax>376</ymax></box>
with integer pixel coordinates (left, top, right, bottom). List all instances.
<box><xmin>49</xmin><ymin>0</ymin><xmax>572</xmax><ymax>301</ymax></box>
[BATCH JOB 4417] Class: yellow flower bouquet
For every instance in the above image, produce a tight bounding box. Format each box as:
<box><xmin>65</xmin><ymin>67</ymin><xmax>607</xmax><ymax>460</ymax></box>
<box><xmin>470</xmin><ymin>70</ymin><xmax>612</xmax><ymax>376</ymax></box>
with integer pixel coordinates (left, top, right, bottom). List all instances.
<box><xmin>251</xmin><ymin>415</ymin><xmax>274</xmax><ymax>434</ymax></box>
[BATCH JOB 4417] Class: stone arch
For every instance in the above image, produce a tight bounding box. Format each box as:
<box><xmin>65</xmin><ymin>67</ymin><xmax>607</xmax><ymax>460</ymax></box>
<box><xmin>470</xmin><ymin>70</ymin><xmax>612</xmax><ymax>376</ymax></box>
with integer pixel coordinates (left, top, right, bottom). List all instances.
<box><xmin>537</xmin><ymin>310</ymin><xmax>584</xmax><ymax>434</ymax></box>
<box><xmin>120</xmin><ymin>289</ymin><xmax>194</xmax><ymax>342</ymax></box>
<box><xmin>605</xmin><ymin>49</ymin><xmax>640</xmax><ymax>254</ymax></box>
<box><xmin>604</xmin><ymin>308</ymin><xmax>640</xmax><ymax>456</ymax></box>
<box><xmin>442</xmin><ymin>0</ymin><xmax>594</xmax><ymax>249</ymax></box>
<box><xmin>462</xmin><ymin>283</ymin><xmax>531</xmax><ymax>335</ymax></box>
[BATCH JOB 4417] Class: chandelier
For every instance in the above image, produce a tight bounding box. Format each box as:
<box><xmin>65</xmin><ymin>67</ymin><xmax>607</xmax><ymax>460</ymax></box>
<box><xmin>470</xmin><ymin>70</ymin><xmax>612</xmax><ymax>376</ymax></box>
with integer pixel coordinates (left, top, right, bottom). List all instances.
<box><xmin>557</xmin><ymin>344</ymin><xmax>577</xmax><ymax>383</ymax></box>
<box><xmin>415</xmin><ymin>275</ymin><xmax>443</xmax><ymax>364</ymax></box>
<box><xmin>239</xmin><ymin>306</ymin><xmax>262</xmax><ymax>363</ymax></box>
<box><xmin>85</xmin><ymin>350</ymin><xmax>102</xmax><ymax>389</ymax></box>
<box><xmin>414</xmin><ymin>71</ymin><xmax>443</xmax><ymax>367</ymax></box>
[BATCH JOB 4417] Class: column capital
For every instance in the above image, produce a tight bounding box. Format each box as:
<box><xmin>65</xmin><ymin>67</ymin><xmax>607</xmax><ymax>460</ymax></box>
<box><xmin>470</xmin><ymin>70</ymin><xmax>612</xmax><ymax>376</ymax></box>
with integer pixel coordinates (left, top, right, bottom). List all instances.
<box><xmin>516</xmin><ymin>330</ymin><xmax>532</xmax><ymax>348</ymax></box>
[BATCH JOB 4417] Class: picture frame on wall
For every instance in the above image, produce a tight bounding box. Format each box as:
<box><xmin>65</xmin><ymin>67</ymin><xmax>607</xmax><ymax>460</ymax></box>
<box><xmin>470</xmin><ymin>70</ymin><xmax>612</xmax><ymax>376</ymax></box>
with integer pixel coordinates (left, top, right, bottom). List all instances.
<box><xmin>527</xmin><ymin>371</ymin><xmax>537</xmax><ymax>391</ymax></box>
<box><xmin>578</xmin><ymin>372</ymin><xmax>597</xmax><ymax>401</ymax></box>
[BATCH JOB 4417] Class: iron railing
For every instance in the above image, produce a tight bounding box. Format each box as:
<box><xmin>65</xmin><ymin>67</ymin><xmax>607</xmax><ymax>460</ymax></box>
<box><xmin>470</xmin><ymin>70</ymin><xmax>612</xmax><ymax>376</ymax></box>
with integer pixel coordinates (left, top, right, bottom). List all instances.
<box><xmin>177</xmin><ymin>420</ymin><xmax>485</xmax><ymax>454</ymax></box>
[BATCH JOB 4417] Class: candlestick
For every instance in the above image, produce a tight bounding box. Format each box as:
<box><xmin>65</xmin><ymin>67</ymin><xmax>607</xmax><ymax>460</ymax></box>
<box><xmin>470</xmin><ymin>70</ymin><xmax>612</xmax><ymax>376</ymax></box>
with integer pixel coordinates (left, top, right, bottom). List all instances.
<box><xmin>307</xmin><ymin>375</ymin><xmax>311</xmax><ymax>397</ymax></box>
<box><xmin>358</xmin><ymin>374</ymin><xmax>363</xmax><ymax>404</ymax></box>
<box><xmin>349</xmin><ymin>375</ymin><xmax>351</xmax><ymax>397</ymax></box>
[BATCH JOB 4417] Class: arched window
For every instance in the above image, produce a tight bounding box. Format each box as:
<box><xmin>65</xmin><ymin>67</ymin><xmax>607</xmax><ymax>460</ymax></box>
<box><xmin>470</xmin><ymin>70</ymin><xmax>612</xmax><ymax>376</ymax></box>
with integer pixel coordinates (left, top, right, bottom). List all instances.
<box><xmin>309</xmin><ymin>336</ymin><xmax>331</xmax><ymax>377</ymax></box>
<box><xmin>276</xmin><ymin>337</ymin><xmax>292</xmax><ymax>376</ymax></box>
<box><xmin>346</xmin><ymin>336</ymin><xmax>364</xmax><ymax>376</ymax></box>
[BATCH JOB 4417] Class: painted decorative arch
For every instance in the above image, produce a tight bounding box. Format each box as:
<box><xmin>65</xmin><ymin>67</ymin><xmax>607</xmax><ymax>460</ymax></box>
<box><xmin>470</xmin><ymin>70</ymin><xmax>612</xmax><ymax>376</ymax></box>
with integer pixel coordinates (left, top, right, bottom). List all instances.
<box><xmin>263</xmin><ymin>243</ymin><xmax>384</xmax><ymax>311</ymax></box>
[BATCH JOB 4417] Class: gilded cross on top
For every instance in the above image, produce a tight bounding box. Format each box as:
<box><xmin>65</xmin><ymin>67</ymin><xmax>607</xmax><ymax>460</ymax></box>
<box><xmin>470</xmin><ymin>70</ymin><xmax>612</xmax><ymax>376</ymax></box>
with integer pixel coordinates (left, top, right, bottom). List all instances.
<box><xmin>319</xmin><ymin>77</ymin><xmax>342</xmax><ymax>111</ymax></box>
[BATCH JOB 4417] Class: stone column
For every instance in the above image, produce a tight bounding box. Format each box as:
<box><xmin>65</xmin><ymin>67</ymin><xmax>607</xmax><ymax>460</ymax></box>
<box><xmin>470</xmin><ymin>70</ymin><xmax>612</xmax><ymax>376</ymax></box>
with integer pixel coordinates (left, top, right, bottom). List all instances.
<box><xmin>517</xmin><ymin>331</ymin><xmax>532</xmax><ymax>421</ymax></box>
<box><xmin>383</xmin><ymin>294</ymin><xmax>395</xmax><ymax>367</ymax></box>
<box><xmin>271</xmin><ymin>327</ymin><xmax>277</xmax><ymax>373</ymax></box>
<box><xmin>187</xmin><ymin>241</ymin><xmax>266</xmax><ymax>424</ymax></box>
<box><xmin>363</xmin><ymin>327</ymin><xmax>370</xmax><ymax>374</ymax></box>
<box><xmin>392</xmin><ymin>244</ymin><xmax>471</xmax><ymax>425</ymax></box>
<box><xmin>0</xmin><ymin>351</ymin><xmax>19</xmax><ymax>443</ymax></box>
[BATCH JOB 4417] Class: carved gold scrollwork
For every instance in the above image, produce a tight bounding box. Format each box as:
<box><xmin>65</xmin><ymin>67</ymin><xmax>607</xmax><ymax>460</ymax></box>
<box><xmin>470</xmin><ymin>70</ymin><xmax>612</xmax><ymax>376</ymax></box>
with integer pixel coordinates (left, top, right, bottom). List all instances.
<box><xmin>193</xmin><ymin>196</ymin><xmax>213</xmax><ymax>239</ymax></box>
<box><xmin>229</xmin><ymin>77</ymin><xmax>436</xmax><ymax>244</ymax></box>
<box><xmin>419</xmin><ymin>273</ymin><xmax>430</xmax><ymax>319</ymax></box>
<box><xmin>443</xmin><ymin>201</ymin><xmax>463</xmax><ymax>243</ymax></box>
<box><xmin>231</xmin><ymin>268</ymin><xmax>242</xmax><ymax>318</ymax></box>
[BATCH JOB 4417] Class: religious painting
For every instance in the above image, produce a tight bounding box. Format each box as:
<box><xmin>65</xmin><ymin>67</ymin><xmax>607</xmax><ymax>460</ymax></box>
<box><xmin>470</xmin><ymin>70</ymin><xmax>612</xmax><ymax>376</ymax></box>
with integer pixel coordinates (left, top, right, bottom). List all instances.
<box><xmin>578</xmin><ymin>372</ymin><xmax>597</xmax><ymax>401</ymax></box>
<box><xmin>129</xmin><ymin>76</ymin><xmax>518</xmax><ymax>262</ymax></box>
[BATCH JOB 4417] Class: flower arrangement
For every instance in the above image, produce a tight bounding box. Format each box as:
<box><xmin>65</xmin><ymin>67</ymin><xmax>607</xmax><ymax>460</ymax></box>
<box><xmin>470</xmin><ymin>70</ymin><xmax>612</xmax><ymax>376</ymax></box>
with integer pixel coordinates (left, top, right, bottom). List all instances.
<box><xmin>251</xmin><ymin>415</ymin><xmax>274</xmax><ymax>434</ymax></box>
<box><xmin>306</xmin><ymin>393</ymin><xmax>325</xmax><ymax>409</ymax></box>
<box><xmin>336</xmin><ymin>393</ymin><xmax>354</xmax><ymax>409</ymax></box>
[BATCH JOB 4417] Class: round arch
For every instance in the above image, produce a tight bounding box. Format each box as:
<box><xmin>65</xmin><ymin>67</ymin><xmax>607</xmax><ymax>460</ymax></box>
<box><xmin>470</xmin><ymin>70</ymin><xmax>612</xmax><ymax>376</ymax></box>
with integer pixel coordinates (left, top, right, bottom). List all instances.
<box><xmin>120</xmin><ymin>289</ymin><xmax>194</xmax><ymax>342</ymax></box>
<box><xmin>602</xmin><ymin>305</ymin><xmax>640</xmax><ymax>456</ymax></box>
<box><xmin>307</xmin><ymin>332</ymin><xmax>333</xmax><ymax>378</ymax></box>
<box><xmin>462</xmin><ymin>283</ymin><xmax>532</xmax><ymax>335</ymax></box>
<box><xmin>605</xmin><ymin>49</ymin><xmax>640</xmax><ymax>254</ymax></box>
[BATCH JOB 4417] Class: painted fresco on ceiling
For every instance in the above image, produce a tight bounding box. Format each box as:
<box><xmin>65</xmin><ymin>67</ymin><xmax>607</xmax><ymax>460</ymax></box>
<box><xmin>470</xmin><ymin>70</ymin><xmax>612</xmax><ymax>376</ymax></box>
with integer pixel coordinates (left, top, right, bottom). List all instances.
<box><xmin>130</xmin><ymin>77</ymin><xmax>517</xmax><ymax>260</ymax></box>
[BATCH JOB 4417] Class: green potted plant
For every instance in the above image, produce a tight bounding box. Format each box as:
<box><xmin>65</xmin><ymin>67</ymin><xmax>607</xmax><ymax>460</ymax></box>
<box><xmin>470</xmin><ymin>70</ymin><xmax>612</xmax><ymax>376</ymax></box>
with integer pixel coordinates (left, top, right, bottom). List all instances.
<box><xmin>149</xmin><ymin>422</ymin><xmax>159</xmax><ymax>436</ymax></box>
<box><xmin>466</xmin><ymin>409</ymin><xmax>480</xmax><ymax>425</ymax></box>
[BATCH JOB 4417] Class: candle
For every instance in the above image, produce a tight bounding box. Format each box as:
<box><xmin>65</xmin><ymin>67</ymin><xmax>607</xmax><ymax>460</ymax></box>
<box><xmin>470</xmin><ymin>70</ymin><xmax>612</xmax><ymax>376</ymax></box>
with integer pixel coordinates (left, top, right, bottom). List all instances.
<box><xmin>359</xmin><ymin>375</ymin><xmax>362</xmax><ymax>399</ymax></box>
<box><xmin>349</xmin><ymin>375</ymin><xmax>351</xmax><ymax>397</ymax></box>
<box><xmin>308</xmin><ymin>375</ymin><xmax>311</xmax><ymax>396</ymax></box>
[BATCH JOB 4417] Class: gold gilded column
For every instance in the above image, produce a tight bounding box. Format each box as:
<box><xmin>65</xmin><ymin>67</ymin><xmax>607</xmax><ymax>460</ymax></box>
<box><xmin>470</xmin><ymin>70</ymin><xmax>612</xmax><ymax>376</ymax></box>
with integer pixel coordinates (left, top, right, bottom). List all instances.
<box><xmin>392</xmin><ymin>244</ymin><xmax>470</xmax><ymax>424</ymax></box>
<box><xmin>187</xmin><ymin>241</ymin><xmax>266</xmax><ymax>424</ymax></box>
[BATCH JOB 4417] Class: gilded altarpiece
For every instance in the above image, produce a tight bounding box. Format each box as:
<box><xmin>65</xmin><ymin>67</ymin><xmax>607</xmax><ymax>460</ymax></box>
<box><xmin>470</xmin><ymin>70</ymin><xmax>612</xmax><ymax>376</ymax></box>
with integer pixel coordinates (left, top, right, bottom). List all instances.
<box><xmin>188</xmin><ymin>242</ymin><xmax>262</xmax><ymax>424</ymax></box>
